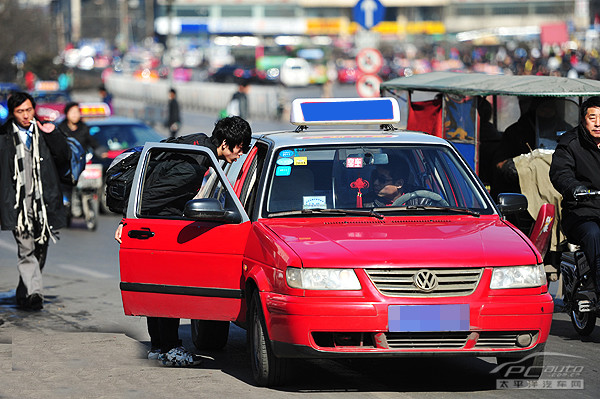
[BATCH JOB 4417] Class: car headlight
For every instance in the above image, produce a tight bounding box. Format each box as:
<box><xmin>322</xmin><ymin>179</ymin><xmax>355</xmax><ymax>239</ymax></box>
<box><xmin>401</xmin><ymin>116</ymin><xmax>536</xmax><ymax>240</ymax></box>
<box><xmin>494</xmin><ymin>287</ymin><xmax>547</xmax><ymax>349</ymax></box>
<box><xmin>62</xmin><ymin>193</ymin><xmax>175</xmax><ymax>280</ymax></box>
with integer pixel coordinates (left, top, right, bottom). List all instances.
<box><xmin>490</xmin><ymin>264</ymin><xmax>547</xmax><ymax>289</ymax></box>
<box><xmin>286</xmin><ymin>267</ymin><xmax>361</xmax><ymax>290</ymax></box>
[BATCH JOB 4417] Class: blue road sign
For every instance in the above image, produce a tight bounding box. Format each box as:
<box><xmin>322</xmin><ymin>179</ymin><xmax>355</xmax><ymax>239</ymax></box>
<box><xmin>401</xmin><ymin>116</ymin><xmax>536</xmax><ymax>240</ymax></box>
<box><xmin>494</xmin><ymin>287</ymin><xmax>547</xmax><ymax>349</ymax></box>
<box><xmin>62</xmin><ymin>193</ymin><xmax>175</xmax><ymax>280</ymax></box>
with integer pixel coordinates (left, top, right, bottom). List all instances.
<box><xmin>353</xmin><ymin>0</ymin><xmax>385</xmax><ymax>30</ymax></box>
<box><xmin>13</xmin><ymin>51</ymin><xmax>27</xmax><ymax>65</ymax></box>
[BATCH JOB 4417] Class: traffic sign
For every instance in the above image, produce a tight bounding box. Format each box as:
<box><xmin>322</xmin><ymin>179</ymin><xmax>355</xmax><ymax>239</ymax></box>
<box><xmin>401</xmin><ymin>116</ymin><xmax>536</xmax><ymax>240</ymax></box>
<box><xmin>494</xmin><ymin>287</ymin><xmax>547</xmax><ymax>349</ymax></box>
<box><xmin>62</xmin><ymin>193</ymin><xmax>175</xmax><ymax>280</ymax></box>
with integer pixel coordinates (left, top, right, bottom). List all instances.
<box><xmin>356</xmin><ymin>74</ymin><xmax>382</xmax><ymax>98</ymax></box>
<box><xmin>12</xmin><ymin>51</ymin><xmax>27</xmax><ymax>66</ymax></box>
<box><xmin>356</xmin><ymin>48</ymin><xmax>384</xmax><ymax>74</ymax></box>
<box><xmin>353</xmin><ymin>0</ymin><xmax>385</xmax><ymax>30</ymax></box>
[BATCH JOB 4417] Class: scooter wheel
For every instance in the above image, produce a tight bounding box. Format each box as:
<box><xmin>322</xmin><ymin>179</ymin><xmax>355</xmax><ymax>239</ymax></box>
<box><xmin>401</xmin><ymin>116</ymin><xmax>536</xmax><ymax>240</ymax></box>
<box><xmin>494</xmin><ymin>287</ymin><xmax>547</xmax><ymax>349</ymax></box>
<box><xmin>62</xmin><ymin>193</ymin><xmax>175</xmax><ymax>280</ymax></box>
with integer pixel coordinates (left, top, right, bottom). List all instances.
<box><xmin>570</xmin><ymin>308</ymin><xmax>596</xmax><ymax>336</ymax></box>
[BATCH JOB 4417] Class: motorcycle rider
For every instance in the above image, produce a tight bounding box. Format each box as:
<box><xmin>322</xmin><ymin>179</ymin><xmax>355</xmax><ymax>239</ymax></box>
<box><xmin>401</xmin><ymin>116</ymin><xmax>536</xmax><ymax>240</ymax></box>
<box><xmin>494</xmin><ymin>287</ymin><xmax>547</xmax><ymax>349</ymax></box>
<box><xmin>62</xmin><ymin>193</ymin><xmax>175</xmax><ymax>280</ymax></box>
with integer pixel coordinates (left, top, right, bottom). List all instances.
<box><xmin>550</xmin><ymin>96</ymin><xmax>600</xmax><ymax>304</ymax></box>
<box><xmin>58</xmin><ymin>102</ymin><xmax>99</xmax><ymax>152</ymax></box>
<box><xmin>58</xmin><ymin>102</ymin><xmax>99</xmax><ymax>223</ymax></box>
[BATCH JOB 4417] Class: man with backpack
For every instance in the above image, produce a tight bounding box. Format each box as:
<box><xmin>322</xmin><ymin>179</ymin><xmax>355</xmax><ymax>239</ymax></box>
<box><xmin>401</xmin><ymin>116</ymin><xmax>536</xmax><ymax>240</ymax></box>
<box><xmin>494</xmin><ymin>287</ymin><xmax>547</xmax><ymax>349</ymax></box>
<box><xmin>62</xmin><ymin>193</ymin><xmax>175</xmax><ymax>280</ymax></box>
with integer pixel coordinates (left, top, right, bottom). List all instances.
<box><xmin>113</xmin><ymin>116</ymin><xmax>252</xmax><ymax>366</ymax></box>
<box><xmin>0</xmin><ymin>92</ymin><xmax>70</xmax><ymax>310</ymax></box>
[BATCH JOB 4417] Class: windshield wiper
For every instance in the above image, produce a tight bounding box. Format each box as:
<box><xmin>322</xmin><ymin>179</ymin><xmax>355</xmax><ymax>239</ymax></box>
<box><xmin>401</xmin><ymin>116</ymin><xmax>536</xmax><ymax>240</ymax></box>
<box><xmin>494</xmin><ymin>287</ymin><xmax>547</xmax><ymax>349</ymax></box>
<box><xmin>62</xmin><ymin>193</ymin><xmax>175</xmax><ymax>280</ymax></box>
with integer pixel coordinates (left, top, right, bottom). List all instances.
<box><xmin>268</xmin><ymin>208</ymin><xmax>385</xmax><ymax>219</ymax></box>
<box><xmin>375</xmin><ymin>205</ymin><xmax>481</xmax><ymax>217</ymax></box>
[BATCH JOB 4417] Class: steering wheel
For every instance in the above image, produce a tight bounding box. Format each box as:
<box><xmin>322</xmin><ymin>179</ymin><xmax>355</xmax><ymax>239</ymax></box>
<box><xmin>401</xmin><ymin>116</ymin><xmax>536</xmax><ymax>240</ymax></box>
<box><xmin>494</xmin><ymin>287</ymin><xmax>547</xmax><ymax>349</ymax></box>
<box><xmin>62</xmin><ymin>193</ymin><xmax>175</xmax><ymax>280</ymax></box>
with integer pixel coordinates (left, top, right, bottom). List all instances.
<box><xmin>392</xmin><ymin>190</ymin><xmax>449</xmax><ymax>207</ymax></box>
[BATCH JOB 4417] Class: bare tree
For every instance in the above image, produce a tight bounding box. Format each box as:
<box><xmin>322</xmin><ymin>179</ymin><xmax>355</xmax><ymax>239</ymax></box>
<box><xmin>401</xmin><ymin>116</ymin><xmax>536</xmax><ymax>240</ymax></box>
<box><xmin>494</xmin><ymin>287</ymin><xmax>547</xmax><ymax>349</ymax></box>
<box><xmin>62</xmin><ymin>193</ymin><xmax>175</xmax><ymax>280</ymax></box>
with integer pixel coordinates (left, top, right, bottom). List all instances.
<box><xmin>0</xmin><ymin>0</ymin><xmax>57</xmax><ymax>82</ymax></box>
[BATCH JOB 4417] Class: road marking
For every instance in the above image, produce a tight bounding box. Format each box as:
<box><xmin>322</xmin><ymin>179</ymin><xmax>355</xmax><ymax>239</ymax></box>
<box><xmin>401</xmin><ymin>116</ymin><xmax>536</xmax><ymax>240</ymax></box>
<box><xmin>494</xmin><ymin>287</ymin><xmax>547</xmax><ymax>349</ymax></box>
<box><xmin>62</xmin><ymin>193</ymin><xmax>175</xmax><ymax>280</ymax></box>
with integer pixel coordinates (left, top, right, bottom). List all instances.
<box><xmin>57</xmin><ymin>264</ymin><xmax>112</xmax><ymax>279</ymax></box>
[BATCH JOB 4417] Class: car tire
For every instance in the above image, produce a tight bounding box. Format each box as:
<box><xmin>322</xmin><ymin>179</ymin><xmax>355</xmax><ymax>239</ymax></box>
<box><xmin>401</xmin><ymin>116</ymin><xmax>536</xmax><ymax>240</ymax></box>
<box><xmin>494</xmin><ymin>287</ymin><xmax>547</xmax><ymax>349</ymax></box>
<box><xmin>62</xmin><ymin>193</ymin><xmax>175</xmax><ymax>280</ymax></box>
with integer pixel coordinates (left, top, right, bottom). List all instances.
<box><xmin>248</xmin><ymin>290</ymin><xmax>289</xmax><ymax>387</ymax></box>
<box><xmin>570</xmin><ymin>308</ymin><xmax>596</xmax><ymax>336</ymax></box>
<box><xmin>496</xmin><ymin>343</ymin><xmax>545</xmax><ymax>380</ymax></box>
<box><xmin>191</xmin><ymin>319</ymin><xmax>230</xmax><ymax>350</ymax></box>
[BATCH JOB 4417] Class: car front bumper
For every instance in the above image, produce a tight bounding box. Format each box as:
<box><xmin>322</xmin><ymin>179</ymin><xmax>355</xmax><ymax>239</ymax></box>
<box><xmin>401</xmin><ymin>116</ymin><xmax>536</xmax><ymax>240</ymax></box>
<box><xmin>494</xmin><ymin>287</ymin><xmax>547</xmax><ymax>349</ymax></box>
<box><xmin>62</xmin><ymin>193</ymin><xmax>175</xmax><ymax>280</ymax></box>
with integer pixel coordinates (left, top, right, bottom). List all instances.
<box><xmin>262</xmin><ymin>292</ymin><xmax>554</xmax><ymax>358</ymax></box>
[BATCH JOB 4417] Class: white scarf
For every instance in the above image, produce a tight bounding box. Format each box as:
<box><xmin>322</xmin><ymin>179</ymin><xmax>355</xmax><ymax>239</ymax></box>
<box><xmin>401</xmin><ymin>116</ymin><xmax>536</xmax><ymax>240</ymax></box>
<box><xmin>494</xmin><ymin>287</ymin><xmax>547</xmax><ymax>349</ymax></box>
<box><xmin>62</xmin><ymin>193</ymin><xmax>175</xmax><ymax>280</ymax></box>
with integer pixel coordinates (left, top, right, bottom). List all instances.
<box><xmin>12</xmin><ymin>120</ymin><xmax>55</xmax><ymax>244</ymax></box>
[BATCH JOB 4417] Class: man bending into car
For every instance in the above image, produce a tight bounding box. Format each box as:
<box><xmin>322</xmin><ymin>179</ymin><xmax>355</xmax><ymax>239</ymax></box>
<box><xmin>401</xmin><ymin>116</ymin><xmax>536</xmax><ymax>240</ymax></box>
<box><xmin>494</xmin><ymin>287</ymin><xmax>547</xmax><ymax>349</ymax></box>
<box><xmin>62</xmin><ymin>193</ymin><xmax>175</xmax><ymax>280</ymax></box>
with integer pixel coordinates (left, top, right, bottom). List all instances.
<box><xmin>114</xmin><ymin>116</ymin><xmax>252</xmax><ymax>366</ymax></box>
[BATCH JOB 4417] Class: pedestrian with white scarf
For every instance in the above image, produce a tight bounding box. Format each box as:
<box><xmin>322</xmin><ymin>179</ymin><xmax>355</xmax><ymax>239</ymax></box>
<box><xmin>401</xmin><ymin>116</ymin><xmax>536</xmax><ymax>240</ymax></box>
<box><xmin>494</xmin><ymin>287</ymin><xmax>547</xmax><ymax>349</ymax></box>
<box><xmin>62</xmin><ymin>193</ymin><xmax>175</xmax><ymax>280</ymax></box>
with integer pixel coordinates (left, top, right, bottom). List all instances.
<box><xmin>0</xmin><ymin>92</ymin><xmax>70</xmax><ymax>310</ymax></box>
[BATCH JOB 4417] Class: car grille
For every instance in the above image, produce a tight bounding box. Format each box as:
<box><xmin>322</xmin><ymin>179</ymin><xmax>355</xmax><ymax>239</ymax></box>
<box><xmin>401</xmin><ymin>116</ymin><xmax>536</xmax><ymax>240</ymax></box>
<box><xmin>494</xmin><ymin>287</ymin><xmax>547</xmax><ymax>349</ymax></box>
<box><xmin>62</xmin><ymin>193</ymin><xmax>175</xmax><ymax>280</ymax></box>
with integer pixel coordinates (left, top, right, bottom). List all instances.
<box><xmin>386</xmin><ymin>332</ymin><xmax>470</xmax><ymax>349</ymax></box>
<box><xmin>365</xmin><ymin>268</ymin><xmax>483</xmax><ymax>297</ymax></box>
<box><xmin>474</xmin><ymin>332</ymin><xmax>538</xmax><ymax>349</ymax></box>
<box><xmin>383</xmin><ymin>331</ymin><xmax>537</xmax><ymax>350</ymax></box>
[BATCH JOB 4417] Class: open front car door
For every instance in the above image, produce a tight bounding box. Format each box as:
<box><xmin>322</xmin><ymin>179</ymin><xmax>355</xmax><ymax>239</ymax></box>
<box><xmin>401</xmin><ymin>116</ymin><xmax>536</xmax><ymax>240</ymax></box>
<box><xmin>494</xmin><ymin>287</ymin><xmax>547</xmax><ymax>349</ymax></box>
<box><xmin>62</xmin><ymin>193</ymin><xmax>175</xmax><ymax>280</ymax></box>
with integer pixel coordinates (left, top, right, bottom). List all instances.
<box><xmin>119</xmin><ymin>143</ymin><xmax>250</xmax><ymax>321</ymax></box>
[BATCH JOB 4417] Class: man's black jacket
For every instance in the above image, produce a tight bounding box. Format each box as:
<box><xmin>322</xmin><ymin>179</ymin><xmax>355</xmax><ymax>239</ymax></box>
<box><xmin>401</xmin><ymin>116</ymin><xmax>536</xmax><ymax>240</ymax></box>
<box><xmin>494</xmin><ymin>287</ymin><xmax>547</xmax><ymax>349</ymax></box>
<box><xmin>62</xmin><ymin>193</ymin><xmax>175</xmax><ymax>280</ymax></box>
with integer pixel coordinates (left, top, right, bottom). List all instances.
<box><xmin>137</xmin><ymin>133</ymin><xmax>219</xmax><ymax>217</ymax></box>
<box><xmin>0</xmin><ymin>118</ymin><xmax>70</xmax><ymax>230</ymax></box>
<box><xmin>550</xmin><ymin>124</ymin><xmax>600</xmax><ymax>232</ymax></box>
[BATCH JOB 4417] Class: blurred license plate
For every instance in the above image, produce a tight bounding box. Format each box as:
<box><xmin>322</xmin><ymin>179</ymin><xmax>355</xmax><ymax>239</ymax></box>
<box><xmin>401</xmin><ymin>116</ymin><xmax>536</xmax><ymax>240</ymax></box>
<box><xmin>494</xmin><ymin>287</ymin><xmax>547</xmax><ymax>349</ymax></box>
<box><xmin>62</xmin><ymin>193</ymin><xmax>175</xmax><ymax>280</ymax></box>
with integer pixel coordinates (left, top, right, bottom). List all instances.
<box><xmin>388</xmin><ymin>304</ymin><xmax>469</xmax><ymax>332</ymax></box>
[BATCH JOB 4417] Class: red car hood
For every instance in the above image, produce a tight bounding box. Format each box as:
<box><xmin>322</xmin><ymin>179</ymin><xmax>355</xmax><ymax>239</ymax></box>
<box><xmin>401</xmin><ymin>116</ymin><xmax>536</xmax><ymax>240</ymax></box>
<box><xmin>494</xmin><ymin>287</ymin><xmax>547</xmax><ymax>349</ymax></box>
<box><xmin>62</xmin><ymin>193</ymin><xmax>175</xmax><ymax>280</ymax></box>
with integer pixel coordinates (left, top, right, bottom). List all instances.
<box><xmin>262</xmin><ymin>216</ymin><xmax>538</xmax><ymax>269</ymax></box>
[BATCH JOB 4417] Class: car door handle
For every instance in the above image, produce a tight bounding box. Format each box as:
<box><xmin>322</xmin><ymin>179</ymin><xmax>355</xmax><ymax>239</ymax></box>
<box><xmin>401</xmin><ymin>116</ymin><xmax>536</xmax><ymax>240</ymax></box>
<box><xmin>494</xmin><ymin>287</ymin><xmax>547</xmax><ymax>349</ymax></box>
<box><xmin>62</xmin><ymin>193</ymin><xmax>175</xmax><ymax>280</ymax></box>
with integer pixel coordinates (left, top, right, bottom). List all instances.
<box><xmin>128</xmin><ymin>228</ymin><xmax>155</xmax><ymax>240</ymax></box>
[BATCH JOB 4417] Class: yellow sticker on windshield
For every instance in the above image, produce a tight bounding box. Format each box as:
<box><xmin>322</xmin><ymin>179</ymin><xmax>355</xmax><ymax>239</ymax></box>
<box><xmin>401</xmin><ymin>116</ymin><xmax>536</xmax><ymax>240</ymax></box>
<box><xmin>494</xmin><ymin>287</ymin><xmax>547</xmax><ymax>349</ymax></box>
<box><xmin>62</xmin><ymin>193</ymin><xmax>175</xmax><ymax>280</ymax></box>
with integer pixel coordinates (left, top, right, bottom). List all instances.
<box><xmin>294</xmin><ymin>157</ymin><xmax>307</xmax><ymax>166</ymax></box>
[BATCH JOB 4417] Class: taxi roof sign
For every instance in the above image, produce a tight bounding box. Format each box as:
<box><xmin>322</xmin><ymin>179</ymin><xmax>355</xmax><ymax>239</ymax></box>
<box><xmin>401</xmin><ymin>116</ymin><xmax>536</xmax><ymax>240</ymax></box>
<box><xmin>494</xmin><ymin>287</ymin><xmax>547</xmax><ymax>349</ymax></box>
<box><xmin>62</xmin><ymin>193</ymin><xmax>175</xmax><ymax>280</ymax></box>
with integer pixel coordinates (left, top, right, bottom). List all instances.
<box><xmin>290</xmin><ymin>97</ymin><xmax>400</xmax><ymax>126</ymax></box>
<box><xmin>79</xmin><ymin>102</ymin><xmax>111</xmax><ymax>118</ymax></box>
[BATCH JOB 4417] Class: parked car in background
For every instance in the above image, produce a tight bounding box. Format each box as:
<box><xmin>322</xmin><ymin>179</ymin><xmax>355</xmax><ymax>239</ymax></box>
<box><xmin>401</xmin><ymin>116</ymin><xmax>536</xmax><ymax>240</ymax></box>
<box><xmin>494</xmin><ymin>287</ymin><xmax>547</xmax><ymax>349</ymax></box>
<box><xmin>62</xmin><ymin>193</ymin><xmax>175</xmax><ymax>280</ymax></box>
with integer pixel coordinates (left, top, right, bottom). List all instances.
<box><xmin>337</xmin><ymin>59</ymin><xmax>360</xmax><ymax>84</ymax></box>
<box><xmin>30</xmin><ymin>88</ymin><xmax>72</xmax><ymax>122</ymax></box>
<box><xmin>209</xmin><ymin>64</ymin><xmax>257</xmax><ymax>83</ymax></box>
<box><xmin>279</xmin><ymin>58</ymin><xmax>311</xmax><ymax>87</ymax></box>
<box><xmin>87</xmin><ymin>116</ymin><xmax>164</xmax><ymax>212</ymax></box>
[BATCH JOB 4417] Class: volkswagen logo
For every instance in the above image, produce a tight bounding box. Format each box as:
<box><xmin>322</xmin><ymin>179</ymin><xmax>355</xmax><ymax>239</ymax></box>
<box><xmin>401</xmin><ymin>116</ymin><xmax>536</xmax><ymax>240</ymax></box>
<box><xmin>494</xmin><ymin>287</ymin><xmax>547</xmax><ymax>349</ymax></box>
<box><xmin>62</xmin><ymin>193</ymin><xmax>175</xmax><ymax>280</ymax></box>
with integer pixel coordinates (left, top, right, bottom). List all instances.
<box><xmin>413</xmin><ymin>270</ymin><xmax>439</xmax><ymax>292</ymax></box>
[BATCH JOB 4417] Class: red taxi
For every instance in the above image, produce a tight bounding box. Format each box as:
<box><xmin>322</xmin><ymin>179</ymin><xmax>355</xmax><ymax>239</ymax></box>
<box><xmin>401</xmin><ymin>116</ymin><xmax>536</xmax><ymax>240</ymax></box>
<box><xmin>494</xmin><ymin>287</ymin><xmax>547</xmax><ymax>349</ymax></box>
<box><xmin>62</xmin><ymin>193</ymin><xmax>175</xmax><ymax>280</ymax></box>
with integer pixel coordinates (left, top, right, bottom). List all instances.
<box><xmin>30</xmin><ymin>81</ymin><xmax>71</xmax><ymax>122</ymax></box>
<box><xmin>118</xmin><ymin>98</ymin><xmax>553</xmax><ymax>386</ymax></box>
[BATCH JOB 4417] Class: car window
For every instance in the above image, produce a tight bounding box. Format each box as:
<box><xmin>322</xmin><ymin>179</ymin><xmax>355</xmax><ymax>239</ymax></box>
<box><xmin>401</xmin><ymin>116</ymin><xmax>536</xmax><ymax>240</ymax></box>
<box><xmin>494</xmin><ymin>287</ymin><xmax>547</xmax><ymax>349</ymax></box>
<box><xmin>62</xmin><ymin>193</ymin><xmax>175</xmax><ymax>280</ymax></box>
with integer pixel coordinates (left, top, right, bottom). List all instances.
<box><xmin>265</xmin><ymin>144</ymin><xmax>492</xmax><ymax>215</ymax></box>
<box><xmin>90</xmin><ymin>123</ymin><xmax>162</xmax><ymax>151</ymax></box>
<box><xmin>135</xmin><ymin>147</ymin><xmax>236</xmax><ymax>219</ymax></box>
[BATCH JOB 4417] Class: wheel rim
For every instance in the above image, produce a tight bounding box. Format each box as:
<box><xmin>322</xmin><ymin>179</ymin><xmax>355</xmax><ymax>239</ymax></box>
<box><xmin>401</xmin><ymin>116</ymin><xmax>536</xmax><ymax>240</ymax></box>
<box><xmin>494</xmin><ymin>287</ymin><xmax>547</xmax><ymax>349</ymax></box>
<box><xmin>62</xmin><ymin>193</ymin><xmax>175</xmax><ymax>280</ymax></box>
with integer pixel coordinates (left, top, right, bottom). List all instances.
<box><xmin>572</xmin><ymin>309</ymin><xmax>589</xmax><ymax>329</ymax></box>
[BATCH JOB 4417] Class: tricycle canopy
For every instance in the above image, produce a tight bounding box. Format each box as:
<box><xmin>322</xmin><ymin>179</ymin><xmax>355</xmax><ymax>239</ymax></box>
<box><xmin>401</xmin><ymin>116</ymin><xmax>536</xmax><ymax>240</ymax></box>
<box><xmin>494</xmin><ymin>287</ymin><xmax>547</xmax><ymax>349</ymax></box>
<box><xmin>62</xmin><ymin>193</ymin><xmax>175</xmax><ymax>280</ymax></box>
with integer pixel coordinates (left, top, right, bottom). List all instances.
<box><xmin>380</xmin><ymin>71</ymin><xmax>600</xmax><ymax>98</ymax></box>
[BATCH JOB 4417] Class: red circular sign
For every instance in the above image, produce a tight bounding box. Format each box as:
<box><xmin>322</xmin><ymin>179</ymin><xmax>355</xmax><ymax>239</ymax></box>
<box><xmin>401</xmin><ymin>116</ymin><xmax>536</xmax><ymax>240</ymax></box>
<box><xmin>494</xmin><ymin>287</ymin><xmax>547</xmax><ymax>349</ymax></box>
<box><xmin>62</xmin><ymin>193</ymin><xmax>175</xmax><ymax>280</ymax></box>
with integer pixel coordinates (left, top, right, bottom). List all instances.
<box><xmin>356</xmin><ymin>48</ymin><xmax>384</xmax><ymax>75</ymax></box>
<box><xmin>356</xmin><ymin>74</ymin><xmax>382</xmax><ymax>98</ymax></box>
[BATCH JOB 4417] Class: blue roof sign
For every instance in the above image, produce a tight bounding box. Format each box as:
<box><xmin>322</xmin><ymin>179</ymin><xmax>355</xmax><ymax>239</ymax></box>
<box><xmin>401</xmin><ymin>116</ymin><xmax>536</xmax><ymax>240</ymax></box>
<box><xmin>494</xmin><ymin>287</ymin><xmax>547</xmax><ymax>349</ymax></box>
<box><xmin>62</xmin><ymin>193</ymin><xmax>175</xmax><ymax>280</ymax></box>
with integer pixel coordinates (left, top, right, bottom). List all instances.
<box><xmin>290</xmin><ymin>98</ymin><xmax>400</xmax><ymax>126</ymax></box>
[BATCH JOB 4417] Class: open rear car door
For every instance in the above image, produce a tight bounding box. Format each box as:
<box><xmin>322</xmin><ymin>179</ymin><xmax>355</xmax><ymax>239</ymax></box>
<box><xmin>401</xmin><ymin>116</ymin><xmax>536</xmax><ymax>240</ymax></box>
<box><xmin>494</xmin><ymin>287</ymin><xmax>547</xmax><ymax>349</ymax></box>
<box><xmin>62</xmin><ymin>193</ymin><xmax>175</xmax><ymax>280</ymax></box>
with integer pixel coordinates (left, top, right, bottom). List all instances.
<box><xmin>119</xmin><ymin>143</ymin><xmax>250</xmax><ymax>321</ymax></box>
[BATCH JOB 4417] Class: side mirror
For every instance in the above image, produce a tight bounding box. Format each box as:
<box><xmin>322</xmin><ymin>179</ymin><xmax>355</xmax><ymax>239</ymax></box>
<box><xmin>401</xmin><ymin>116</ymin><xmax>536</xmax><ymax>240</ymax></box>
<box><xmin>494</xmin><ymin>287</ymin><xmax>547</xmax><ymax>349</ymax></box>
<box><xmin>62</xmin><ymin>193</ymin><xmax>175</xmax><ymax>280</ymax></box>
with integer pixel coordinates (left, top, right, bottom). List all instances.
<box><xmin>496</xmin><ymin>193</ymin><xmax>528</xmax><ymax>215</ymax></box>
<box><xmin>184</xmin><ymin>198</ymin><xmax>241</xmax><ymax>224</ymax></box>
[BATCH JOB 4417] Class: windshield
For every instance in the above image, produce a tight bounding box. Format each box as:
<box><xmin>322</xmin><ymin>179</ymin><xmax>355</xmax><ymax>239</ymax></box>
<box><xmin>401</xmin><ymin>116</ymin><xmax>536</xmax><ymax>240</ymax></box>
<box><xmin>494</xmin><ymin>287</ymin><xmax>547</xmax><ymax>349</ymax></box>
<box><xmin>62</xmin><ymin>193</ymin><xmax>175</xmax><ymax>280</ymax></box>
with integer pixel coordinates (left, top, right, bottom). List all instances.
<box><xmin>90</xmin><ymin>123</ymin><xmax>163</xmax><ymax>151</ymax></box>
<box><xmin>265</xmin><ymin>144</ymin><xmax>493</xmax><ymax>216</ymax></box>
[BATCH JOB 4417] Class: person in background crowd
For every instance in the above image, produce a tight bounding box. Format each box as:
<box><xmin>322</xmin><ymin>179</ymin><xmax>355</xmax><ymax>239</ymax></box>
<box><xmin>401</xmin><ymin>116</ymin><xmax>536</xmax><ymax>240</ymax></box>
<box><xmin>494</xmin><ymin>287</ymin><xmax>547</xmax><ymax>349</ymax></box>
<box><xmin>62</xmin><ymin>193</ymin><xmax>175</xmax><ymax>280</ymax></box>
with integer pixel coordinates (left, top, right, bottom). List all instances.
<box><xmin>227</xmin><ymin>81</ymin><xmax>250</xmax><ymax>120</ymax></box>
<box><xmin>98</xmin><ymin>84</ymin><xmax>113</xmax><ymax>114</ymax></box>
<box><xmin>165</xmin><ymin>88</ymin><xmax>181</xmax><ymax>139</ymax></box>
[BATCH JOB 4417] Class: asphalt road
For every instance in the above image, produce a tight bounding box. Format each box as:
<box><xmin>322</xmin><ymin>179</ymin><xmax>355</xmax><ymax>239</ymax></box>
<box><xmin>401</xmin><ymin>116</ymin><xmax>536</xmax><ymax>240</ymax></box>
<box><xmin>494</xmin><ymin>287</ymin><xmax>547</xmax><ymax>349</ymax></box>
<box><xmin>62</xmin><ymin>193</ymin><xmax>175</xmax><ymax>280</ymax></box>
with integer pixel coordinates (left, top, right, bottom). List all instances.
<box><xmin>0</xmin><ymin>89</ymin><xmax>599</xmax><ymax>397</ymax></box>
<box><xmin>1</xmin><ymin>213</ymin><xmax>599</xmax><ymax>398</ymax></box>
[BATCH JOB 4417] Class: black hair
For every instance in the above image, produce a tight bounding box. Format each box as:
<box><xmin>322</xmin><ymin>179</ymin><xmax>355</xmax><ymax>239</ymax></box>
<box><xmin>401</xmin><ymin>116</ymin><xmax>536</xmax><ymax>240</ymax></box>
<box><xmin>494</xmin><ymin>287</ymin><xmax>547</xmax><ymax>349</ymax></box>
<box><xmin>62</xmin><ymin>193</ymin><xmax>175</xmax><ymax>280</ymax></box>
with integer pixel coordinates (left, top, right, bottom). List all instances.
<box><xmin>8</xmin><ymin>92</ymin><xmax>35</xmax><ymax>115</ymax></box>
<box><xmin>64</xmin><ymin>101</ymin><xmax>79</xmax><ymax>115</ymax></box>
<box><xmin>169</xmin><ymin>88</ymin><xmax>176</xmax><ymax>95</ymax></box>
<box><xmin>477</xmin><ymin>97</ymin><xmax>493</xmax><ymax>122</ymax></box>
<box><xmin>373</xmin><ymin>155</ymin><xmax>409</xmax><ymax>184</ymax></box>
<box><xmin>581</xmin><ymin>96</ymin><xmax>600</xmax><ymax>120</ymax></box>
<box><xmin>212</xmin><ymin>116</ymin><xmax>252</xmax><ymax>153</ymax></box>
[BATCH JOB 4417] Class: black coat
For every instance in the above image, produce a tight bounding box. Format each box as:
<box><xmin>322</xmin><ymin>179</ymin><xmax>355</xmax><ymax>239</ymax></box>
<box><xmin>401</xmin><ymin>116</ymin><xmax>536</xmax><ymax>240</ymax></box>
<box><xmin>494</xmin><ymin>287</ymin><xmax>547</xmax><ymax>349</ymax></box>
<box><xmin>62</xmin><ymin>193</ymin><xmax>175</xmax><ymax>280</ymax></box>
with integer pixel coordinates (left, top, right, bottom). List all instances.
<box><xmin>138</xmin><ymin>133</ymin><xmax>218</xmax><ymax>217</ymax></box>
<box><xmin>57</xmin><ymin>120</ymin><xmax>99</xmax><ymax>151</ymax></box>
<box><xmin>0</xmin><ymin>119</ymin><xmax>70</xmax><ymax>231</ymax></box>
<box><xmin>550</xmin><ymin>124</ymin><xmax>600</xmax><ymax>233</ymax></box>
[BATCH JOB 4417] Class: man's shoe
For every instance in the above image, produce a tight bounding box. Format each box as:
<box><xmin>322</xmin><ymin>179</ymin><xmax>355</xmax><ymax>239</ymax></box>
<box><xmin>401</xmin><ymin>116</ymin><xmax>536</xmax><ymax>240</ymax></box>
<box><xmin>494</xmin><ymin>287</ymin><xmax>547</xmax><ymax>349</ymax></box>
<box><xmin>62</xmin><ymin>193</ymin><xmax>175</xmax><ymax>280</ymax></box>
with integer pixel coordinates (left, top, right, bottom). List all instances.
<box><xmin>26</xmin><ymin>293</ymin><xmax>43</xmax><ymax>311</ymax></box>
<box><xmin>159</xmin><ymin>346</ymin><xmax>202</xmax><ymax>367</ymax></box>
<box><xmin>147</xmin><ymin>348</ymin><xmax>161</xmax><ymax>360</ymax></box>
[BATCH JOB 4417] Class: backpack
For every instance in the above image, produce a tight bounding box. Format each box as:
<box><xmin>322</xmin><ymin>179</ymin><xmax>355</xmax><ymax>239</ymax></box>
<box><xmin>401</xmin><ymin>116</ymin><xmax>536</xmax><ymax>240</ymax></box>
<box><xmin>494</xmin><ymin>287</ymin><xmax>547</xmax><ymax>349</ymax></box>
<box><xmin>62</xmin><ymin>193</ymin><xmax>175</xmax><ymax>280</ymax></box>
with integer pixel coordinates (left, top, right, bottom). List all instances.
<box><xmin>62</xmin><ymin>136</ymin><xmax>87</xmax><ymax>186</ymax></box>
<box><xmin>104</xmin><ymin>146</ymin><xmax>143</xmax><ymax>214</ymax></box>
<box><xmin>104</xmin><ymin>133</ymin><xmax>211</xmax><ymax>214</ymax></box>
